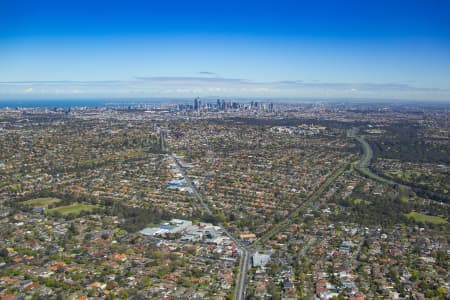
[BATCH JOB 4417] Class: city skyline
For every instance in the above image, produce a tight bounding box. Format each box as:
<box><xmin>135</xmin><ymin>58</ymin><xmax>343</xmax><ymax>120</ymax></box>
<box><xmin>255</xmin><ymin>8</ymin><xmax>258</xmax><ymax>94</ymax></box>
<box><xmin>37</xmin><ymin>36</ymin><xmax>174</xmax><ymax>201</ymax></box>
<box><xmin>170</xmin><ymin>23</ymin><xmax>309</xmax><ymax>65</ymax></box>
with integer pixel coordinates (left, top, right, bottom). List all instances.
<box><xmin>1</xmin><ymin>0</ymin><xmax>450</xmax><ymax>101</ymax></box>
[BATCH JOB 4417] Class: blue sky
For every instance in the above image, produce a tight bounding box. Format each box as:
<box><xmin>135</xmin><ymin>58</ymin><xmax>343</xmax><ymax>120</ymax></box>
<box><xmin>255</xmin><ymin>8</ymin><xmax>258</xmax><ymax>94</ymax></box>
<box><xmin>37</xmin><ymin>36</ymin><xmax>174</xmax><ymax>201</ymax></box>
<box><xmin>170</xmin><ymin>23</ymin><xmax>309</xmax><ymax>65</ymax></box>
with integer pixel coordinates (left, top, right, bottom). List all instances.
<box><xmin>1</xmin><ymin>0</ymin><xmax>450</xmax><ymax>101</ymax></box>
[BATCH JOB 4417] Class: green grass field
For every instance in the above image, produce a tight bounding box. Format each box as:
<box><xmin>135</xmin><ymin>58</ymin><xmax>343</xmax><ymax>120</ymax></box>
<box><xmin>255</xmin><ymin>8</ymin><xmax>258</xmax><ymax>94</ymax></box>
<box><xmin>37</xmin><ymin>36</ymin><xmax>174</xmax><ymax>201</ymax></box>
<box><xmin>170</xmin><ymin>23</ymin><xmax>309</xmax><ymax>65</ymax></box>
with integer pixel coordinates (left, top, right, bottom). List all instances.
<box><xmin>406</xmin><ymin>212</ymin><xmax>448</xmax><ymax>225</ymax></box>
<box><xmin>386</xmin><ymin>171</ymin><xmax>449</xmax><ymax>195</ymax></box>
<box><xmin>23</xmin><ymin>197</ymin><xmax>61</xmax><ymax>208</ymax></box>
<box><xmin>353</xmin><ymin>198</ymin><xmax>370</xmax><ymax>205</ymax></box>
<box><xmin>47</xmin><ymin>203</ymin><xmax>100</xmax><ymax>216</ymax></box>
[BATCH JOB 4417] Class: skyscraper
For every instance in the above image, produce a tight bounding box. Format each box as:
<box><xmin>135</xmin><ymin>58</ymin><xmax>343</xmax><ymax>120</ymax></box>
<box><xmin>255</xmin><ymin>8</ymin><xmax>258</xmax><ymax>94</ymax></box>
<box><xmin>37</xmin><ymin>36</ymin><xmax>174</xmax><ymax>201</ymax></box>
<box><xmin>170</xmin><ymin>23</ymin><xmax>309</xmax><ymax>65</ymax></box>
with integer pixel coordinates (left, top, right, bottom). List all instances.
<box><xmin>194</xmin><ymin>97</ymin><xmax>200</xmax><ymax>111</ymax></box>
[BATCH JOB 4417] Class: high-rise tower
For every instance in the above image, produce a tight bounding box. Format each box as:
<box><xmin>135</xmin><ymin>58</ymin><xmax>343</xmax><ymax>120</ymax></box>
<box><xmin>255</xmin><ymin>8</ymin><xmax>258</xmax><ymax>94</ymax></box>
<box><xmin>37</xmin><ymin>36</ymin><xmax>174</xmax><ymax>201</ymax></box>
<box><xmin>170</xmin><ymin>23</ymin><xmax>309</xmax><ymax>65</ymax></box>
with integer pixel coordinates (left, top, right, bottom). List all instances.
<box><xmin>194</xmin><ymin>97</ymin><xmax>200</xmax><ymax>112</ymax></box>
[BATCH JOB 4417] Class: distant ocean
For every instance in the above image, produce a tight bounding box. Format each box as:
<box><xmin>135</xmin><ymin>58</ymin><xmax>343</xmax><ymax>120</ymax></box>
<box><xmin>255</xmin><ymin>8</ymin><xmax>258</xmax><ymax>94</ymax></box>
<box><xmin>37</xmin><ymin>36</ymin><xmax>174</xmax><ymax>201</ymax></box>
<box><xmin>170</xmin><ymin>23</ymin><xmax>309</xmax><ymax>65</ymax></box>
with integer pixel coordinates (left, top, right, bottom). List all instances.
<box><xmin>1</xmin><ymin>98</ymin><xmax>448</xmax><ymax>109</ymax></box>
<box><xmin>0</xmin><ymin>98</ymin><xmax>190</xmax><ymax>109</ymax></box>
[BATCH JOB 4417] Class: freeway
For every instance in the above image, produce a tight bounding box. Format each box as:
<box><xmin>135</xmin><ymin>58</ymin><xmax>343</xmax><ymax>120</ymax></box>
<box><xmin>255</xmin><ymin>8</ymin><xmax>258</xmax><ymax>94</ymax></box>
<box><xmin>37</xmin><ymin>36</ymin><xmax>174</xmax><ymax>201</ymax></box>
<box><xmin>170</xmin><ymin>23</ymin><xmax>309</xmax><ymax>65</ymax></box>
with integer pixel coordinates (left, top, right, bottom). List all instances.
<box><xmin>349</xmin><ymin>129</ymin><xmax>407</xmax><ymax>187</ymax></box>
<box><xmin>350</xmin><ymin>129</ymin><xmax>450</xmax><ymax>207</ymax></box>
<box><xmin>355</xmin><ymin>135</ymin><xmax>372</xmax><ymax>170</ymax></box>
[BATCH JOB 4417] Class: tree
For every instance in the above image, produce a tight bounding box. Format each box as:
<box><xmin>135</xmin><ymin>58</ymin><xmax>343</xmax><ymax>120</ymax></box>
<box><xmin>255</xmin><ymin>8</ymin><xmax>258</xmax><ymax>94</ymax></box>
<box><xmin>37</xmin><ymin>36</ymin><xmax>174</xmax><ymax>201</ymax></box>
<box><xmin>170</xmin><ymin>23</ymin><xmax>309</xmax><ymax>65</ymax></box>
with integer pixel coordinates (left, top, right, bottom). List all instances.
<box><xmin>0</xmin><ymin>248</ymin><xmax>9</xmax><ymax>259</ymax></box>
<box><xmin>269</xmin><ymin>283</ymin><xmax>281</xmax><ymax>300</ymax></box>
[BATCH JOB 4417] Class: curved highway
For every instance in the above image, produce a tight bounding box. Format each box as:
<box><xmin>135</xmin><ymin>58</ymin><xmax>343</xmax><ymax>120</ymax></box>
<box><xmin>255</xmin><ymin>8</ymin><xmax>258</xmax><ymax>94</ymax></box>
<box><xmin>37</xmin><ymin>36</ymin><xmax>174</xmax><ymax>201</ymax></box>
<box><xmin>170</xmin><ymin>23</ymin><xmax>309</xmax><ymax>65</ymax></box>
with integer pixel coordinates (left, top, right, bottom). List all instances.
<box><xmin>349</xmin><ymin>129</ymin><xmax>405</xmax><ymax>186</ymax></box>
<box><xmin>355</xmin><ymin>135</ymin><xmax>373</xmax><ymax>170</ymax></box>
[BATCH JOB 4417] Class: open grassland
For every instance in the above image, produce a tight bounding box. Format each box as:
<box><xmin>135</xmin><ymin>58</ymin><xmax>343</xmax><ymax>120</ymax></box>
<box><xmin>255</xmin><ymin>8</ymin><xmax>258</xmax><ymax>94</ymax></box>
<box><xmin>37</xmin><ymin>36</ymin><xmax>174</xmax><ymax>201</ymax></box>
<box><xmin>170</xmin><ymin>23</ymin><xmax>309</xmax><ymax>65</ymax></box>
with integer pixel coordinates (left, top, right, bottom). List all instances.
<box><xmin>23</xmin><ymin>197</ymin><xmax>61</xmax><ymax>208</ymax></box>
<box><xmin>47</xmin><ymin>203</ymin><xmax>100</xmax><ymax>216</ymax></box>
<box><xmin>386</xmin><ymin>171</ymin><xmax>449</xmax><ymax>194</ymax></box>
<box><xmin>406</xmin><ymin>212</ymin><xmax>448</xmax><ymax>225</ymax></box>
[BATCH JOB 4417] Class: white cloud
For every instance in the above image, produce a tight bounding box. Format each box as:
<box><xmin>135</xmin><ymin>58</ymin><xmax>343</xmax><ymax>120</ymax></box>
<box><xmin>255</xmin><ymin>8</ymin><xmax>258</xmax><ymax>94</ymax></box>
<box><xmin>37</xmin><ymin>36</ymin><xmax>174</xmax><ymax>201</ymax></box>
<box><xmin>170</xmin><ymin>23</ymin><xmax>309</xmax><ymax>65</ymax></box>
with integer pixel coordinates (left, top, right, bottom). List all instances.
<box><xmin>0</xmin><ymin>77</ymin><xmax>449</xmax><ymax>101</ymax></box>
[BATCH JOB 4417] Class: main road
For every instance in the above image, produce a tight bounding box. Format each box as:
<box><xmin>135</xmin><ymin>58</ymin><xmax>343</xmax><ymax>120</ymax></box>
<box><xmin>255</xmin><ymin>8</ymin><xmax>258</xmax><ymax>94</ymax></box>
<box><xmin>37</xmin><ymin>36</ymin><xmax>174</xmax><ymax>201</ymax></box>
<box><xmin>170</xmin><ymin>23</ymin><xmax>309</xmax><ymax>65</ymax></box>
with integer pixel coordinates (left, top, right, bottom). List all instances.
<box><xmin>235</xmin><ymin>247</ymin><xmax>251</xmax><ymax>300</ymax></box>
<box><xmin>171</xmin><ymin>154</ymin><xmax>213</xmax><ymax>215</ymax></box>
<box><xmin>170</xmin><ymin>154</ymin><xmax>250</xmax><ymax>300</ymax></box>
